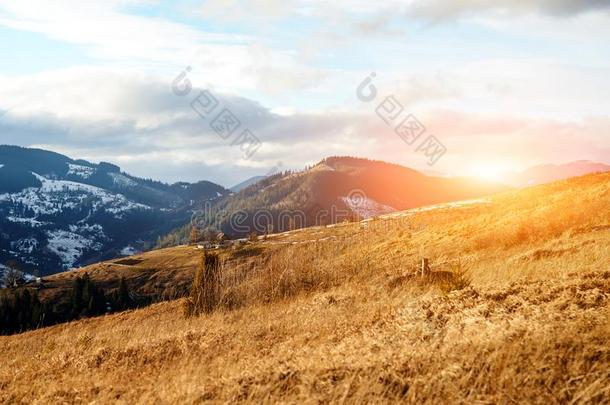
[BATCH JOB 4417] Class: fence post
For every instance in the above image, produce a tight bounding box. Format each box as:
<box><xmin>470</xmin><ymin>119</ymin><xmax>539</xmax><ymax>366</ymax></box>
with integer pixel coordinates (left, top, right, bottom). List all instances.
<box><xmin>421</xmin><ymin>258</ymin><xmax>430</xmax><ymax>277</ymax></box>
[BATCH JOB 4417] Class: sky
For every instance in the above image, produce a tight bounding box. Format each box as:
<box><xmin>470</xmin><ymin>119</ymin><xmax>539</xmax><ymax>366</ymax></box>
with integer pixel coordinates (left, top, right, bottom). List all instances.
<box><xmin>0</xmin><ymin>0</ymin><xmax>609</xmax><ymax>187</ymax></box>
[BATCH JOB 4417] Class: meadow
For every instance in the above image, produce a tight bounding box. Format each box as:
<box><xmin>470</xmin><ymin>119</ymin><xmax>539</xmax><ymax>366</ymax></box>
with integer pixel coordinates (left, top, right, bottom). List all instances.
<box><xmin>1</xmin><ymin>173</ymin><xmax>609</xmax><ymax>404</ymax></box>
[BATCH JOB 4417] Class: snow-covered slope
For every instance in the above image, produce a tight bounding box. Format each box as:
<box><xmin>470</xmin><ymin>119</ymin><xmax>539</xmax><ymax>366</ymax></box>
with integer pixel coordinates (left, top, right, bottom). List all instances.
<box><xmin>0</xmin><ymin>145</ymin><xmax>230</xmax><ymax>275</ymax></box>
<box><xmin>1</xmin><ymin>173</ymin><xmax>149</xmax><ymax>217</ymax></box>
<box><xmin>340</xmin><ymin>195</ymin><xmax>396</xmax><ymax>219</ymax></box>
<box><xmin>0</xmin><ymin>173</ymin><xmax>153</xmax><ymax>272</ymax></box>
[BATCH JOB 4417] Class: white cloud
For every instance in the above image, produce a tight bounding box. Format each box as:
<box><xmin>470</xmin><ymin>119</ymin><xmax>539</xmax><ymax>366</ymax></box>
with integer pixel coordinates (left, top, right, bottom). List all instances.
<box><xmin>1</xmin><ymin>67</ymin><xmax>608</xmax><ymax>186</ymax></box>
<box><xmin>196</xmin><ymin>0</ymin><xmax>610</xmax><ymax>25</ymax></box>
<box><xmin>198</xmin><ymin>0</ymin><xmax>296</xmax><ymax>22</ymax></box>
<box><xmin>0</xmin><ymin>0</ymin><xmax>249</xmax><ymax>65</ymax></box>
<box><xmin>0</xmin><ymin>0</ymin><xmax>330</xmax><ymax>96</ymax></box>
<box><xmin>0</xmin><ymin>68</ymin><xmax>378</xmax><ymax>183</ymax></box>
<box><xmin>406</xmin><ymin>0</ymin><xmax>610</xmax><ymax>20</ymax></box>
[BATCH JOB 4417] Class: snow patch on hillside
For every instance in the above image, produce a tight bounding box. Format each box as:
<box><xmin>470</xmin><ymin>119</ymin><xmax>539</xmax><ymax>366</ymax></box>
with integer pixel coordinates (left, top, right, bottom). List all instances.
<box><xmin>11</xmin><ymin>238</ymin><xmax>38</xmax><ymax>255</ymax></box>
<box><xmin>46</xmin><ymin>230</ymin><xmax>103</xmax><ymax>269</ymax></box>
<box><xmin>120</xmin><ymin>246</ymin><xmax>137</xmax><ymax>256</ymax></box>
<box><xmin>7</xmin><ymin>216</ymin><xmax>47</xmax><ymax>227</ymax></box>
<box><xmin>341</xmin><ymin>196</ymin><xmax>396</xmax><ymax>219</ymax></box>
<box><xmin>69</xmin><ymin>223</ymin><xmax>107</xmax><ymax>240</ymax></box>
<box><xmin>109</xmin><ymin>172</ymin><xmax>138</xmax><ymax>188</ymax></box>
<box><xmin>67</xmin><ymin>164</ymin><xmax>95</xmax><ymax>179</ymax></box>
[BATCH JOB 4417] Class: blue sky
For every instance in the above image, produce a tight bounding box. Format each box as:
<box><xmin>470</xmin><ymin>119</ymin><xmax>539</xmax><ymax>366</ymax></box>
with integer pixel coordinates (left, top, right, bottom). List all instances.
<box><xmin>0</xmin><ymin>0</ymin><xmax>609</xmax><ymax>186</ymax></box>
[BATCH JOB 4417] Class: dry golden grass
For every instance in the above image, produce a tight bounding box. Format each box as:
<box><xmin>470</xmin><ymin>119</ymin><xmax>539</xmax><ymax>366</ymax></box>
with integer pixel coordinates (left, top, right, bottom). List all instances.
<box><xmin>1</xmin><ymin>173</ymin><xmax>609</xmax><ymax>404</ymax></box>
<box><xmin>35</xmin><ymin>244</ymin><xmax>203</xmax><ymax>305</ymax></box>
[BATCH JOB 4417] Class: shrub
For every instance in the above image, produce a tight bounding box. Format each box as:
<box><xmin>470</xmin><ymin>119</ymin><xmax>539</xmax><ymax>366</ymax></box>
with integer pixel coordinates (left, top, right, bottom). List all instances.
<box><xmin>439</xmin><ymin>263</ymin><xmax>472</xmax><ymax>294</ymax></box>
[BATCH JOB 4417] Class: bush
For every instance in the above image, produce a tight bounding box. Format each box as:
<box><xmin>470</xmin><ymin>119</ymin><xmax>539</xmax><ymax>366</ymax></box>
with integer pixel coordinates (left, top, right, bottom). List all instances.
<box><xmin>439</xmin><ymin>263</ymin><xmax>472</xmax><ymax>294</ymax></box>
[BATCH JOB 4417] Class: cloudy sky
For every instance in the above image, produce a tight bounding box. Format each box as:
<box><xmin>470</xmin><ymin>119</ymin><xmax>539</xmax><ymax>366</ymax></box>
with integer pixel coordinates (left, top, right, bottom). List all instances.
<box><xmin>0</xmin><ymin>0</ymin><xmax>609</xmax><ymax>186</ymax></box>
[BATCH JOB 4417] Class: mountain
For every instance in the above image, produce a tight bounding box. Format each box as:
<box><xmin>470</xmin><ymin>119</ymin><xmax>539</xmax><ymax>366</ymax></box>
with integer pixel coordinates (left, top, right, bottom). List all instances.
<box><xmin>230</xmin><ymin>176</ymin><xmax>267</xmax><ymax>192</ymax></box>
<box><xmin>508</xmin><ymin>160</ymin><xmax>610</xmax><ymax>187</ymax></box>
<box><xmin>180</xmin><ymin>156</ymin><xmax>510</xmax><ymax>240</ymax></box>
<box><xmin>0</xmin><ymin>145</ymin><xmax>229</xmax><ymax>275</ymax></box>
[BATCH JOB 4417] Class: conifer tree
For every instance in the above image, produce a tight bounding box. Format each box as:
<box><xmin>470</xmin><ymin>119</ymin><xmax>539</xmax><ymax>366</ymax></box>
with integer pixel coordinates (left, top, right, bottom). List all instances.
<box><xmin>190</xmin><ymin>226</ymin><xmax>201</xmax><ymax>244</ymax></box>
<box><xmin>184</xmin><ymin>253</ymin><xmax>221</xmax><ymax>317</ymax></box>
<box><xmin>113</xmin><ymin>277</ymin><xmax>132</xmax><ymax>311</ymax></box>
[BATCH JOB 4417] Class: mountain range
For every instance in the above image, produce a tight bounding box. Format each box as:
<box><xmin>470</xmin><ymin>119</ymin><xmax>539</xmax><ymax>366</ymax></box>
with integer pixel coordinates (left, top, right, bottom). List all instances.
<box><xmin>507</xmin><ymin>160</ymin><xmax>610</xmax><ymax>187</ymax></box>
<box><xmin>179</xmin><ymin>156</ymin><xmax>510</xmax><ymax>241</ymax></box>
<box><xmin>2</xmin><ymin>145</ymin><xmax>608</xmax><ymax>276</ymax></box>
<box><xmin>0</xmin><ymin>145</ymin><xmax>229</xmax><ymax>275</ymax></box>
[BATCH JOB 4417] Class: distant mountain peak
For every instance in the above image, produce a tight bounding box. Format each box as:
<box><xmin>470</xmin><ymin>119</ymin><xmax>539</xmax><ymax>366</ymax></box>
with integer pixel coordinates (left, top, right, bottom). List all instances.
<box><xmin>509</xmin><ymin>160</ymin><xmax>610</xmax><ymax>187</ymax></box>
<box><xmin>230</xmin><ymin>176</ymin><xmax>268</xmax><ymax>192</ymax></box>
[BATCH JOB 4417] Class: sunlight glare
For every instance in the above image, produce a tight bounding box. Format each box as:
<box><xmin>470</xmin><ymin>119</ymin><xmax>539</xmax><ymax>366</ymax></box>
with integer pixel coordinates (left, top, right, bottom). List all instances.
<box><xmin>467</xmin><ymin>162</ymin><xmax>510</xmax><ymax>182</ymax></box>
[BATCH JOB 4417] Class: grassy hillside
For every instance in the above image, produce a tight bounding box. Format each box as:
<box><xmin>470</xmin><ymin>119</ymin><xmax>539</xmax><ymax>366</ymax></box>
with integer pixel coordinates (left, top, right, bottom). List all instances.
<box><xmin>1</xmin><ymin>173</ymin><xmax>609</xmax><ymax>403</ymax></box>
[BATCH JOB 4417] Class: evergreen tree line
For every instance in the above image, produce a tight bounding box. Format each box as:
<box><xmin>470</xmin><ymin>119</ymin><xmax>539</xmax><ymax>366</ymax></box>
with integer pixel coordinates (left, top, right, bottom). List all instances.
<box><xmin>0</xmin><ymin>274</ymin><xmax>135</xmax><ymax>335</ymax></box>
<box><xmin>0</xmin><ymin>289</ymin><xmax>45</xmax><ymax>334</ymax></box>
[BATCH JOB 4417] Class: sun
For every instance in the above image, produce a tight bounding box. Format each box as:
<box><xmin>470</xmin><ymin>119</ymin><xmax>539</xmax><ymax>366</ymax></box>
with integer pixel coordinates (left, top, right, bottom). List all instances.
<box><xmin>467</xmin><ymin>162</ymin><xmax>510</xmax><ymax>182</ymax></box>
